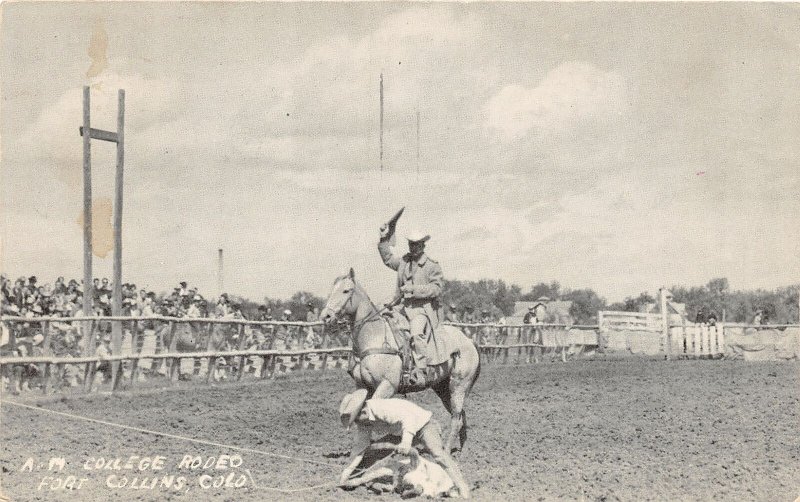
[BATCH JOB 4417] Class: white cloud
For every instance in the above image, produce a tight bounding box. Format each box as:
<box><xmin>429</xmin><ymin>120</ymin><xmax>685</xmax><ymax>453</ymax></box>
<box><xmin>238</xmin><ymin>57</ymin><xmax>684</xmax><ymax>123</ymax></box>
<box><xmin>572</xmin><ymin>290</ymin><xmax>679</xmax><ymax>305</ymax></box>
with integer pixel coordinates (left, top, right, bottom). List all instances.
<box><xmin>484</xmin><ymin>62</ymin><xmax>627</xmax><ymax>142</ymax></box>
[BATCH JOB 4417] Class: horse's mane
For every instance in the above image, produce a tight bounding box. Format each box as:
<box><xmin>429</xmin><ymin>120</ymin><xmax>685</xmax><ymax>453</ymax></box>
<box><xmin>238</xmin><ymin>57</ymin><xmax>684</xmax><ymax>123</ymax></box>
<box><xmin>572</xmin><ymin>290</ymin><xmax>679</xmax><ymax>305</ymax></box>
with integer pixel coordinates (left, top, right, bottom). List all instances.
<box><xmin>331</xmin><ymin>272</ymin><xmax>369</xmax><ymax>300</ymax></box>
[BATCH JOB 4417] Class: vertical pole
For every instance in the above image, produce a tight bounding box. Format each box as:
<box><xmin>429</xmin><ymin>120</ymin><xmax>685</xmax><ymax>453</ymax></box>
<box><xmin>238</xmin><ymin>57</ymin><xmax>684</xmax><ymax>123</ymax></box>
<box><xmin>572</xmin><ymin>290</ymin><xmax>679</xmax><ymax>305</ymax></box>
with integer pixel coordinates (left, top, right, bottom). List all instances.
<box><xmin>111</xmin><ymin>89</ymin><xmax>125</xmax><ymax>390</ymax></box>
<box><xmin>82</xmin><ymin>86</ymin><xmax>93</xmax><ymax>319</ymax></box>
<box><xmin>660</xmin><ymin>288</ymin><xmax>671</xmax><ymax>360</ymax></box>
<box><xmin>218</xmin><ymin>248</ymin><xmax>224</xmax><ymax>296</ymax></box>
<box><xmin>416</xmin><ymin>108</ymin><xmax>420</xmax><ymax>179</ymax></box>
<box><xmin>379</xmin><ymin>73</ymin><xmax>384</xmax><ymax>171</ymax></box>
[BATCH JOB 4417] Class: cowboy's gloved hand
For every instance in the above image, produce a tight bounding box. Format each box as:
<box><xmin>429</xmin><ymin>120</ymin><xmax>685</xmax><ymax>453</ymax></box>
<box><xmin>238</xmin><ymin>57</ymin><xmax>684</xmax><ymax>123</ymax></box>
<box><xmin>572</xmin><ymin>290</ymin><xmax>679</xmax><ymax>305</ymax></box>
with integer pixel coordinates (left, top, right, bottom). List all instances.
<box><xmin>379</xmin><ymin>224</ymin><xmax>390</xmax><ymax>239</ymax></box>
<box><xmin>400</xmin><ymin>284</ymin><xmax>414</xmax><ymax>297</ymax></box>
<box><xmin>396</xmin><ymin>443</ymin><xmax>411</xmax><ymax>456</ymax></box>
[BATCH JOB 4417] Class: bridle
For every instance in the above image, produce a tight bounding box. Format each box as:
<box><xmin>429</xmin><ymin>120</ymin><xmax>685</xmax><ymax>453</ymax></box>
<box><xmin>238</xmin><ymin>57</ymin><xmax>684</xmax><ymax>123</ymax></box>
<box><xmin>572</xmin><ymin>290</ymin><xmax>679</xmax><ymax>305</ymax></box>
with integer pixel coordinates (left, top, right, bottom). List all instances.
<box><xmin>329</xmin><ymin>278</ymin><xmax>399</xmax><ymax>338</ymax></box>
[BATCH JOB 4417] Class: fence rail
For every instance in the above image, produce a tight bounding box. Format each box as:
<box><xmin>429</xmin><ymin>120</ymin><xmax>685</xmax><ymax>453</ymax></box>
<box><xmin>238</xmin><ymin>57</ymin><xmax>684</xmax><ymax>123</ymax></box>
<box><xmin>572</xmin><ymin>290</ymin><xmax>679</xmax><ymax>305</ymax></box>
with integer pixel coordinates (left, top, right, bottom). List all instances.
<box><xmin>1</xmin><ymin>315</ymin><xmax>601</xmax><ymax>395</ymax></box>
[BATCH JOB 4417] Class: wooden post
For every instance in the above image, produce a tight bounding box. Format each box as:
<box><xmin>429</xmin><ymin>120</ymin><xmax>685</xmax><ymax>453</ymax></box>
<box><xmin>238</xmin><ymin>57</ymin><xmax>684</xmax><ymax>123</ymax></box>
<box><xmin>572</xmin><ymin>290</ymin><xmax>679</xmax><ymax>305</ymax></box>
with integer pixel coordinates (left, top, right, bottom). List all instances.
<box><xmin>42</xmin><ymin>321</ymin><xmax>52</xmax><ymax>356</ymax></box>
<box><xmin>82</xmin><ymin>86</ymin><xmax>93</xmax><ymax>320</ymax></box>
<box><xmin>693</xmin><ymin>325</ymin><xmax>701</xmax><ymax>357</ymax></box>
<box><xmin>84</xmin><ymin>319</ymin><xmax>97</xmax><ymax>358</ymax></box>
<box><xmin>130</xmin><ymin>321</ymin><xmax>138</xmax><ymax>354</ymax></box>
<box><xmin>205</xmin><ymin>322</ymin><xmax>218</xmax><ymax>383</ymax></box>
<box><xmin>718</xmin><ymin>322</ymin><xmax>726</xmax><ymax>357</ymax></box>
<box><xmin>166</xmin><ymin>321</ymin><xmax>178</xmax><ymax>376</ymax></box>
<box><xmin>236</xmin><ymin>325</ymin><xmax>247</xmax><ymax>381</ymax></box>
<box><xmin>660</xmin><ymin>288</ymin><xmax>671</xmax><ymax>360</ymax></box>
<box><xmin>41</xmin><ymin>321</ymin><xmax>52</xmax><ymax>393</ymax></box>
<box><xmin>112</xmin><ymin>359</ymin><xmax>124</xmax><ymax>391</ymax></box>
<box><xmin>42</xmin><ymin>361</ymin><xmax>52</xmax><ymax>395</ymax></box>
<box><xmin>111</xmin><ymin>90</ymin><xmax>125</xmax><ymax>391</ymax></box>
<box><xmin>85</xmin><ymin>361</ymin><xmax>98</xmax><ymax>392</ymax></box>
<box><xmin>129</xmin><ymin>357</ymin><xmax>139</xmax><ymax>387</ymax></box>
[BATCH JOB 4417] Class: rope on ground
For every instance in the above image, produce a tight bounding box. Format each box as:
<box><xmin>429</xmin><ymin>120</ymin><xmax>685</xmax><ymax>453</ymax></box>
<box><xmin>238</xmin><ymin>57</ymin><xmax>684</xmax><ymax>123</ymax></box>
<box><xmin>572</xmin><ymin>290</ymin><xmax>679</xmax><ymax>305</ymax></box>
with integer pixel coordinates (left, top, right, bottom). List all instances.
<box><xmin>2</xmin><ymin>400</ymin><xmax>340</xmax><ymax>468</ymax></box>
<box><xmin>245</xmin><ymin>470</ymin><xmax>340</xmax><ymax>493</ymax></box>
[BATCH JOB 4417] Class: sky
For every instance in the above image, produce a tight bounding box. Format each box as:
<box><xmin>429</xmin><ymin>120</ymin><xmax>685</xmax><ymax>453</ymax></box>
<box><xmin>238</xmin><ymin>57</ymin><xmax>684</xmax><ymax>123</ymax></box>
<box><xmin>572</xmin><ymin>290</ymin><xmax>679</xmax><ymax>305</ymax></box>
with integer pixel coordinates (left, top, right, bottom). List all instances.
<box><xmin>1</xmin><ymin>2</ymin><xmax>799</xmax><ymax>304</ymax></box>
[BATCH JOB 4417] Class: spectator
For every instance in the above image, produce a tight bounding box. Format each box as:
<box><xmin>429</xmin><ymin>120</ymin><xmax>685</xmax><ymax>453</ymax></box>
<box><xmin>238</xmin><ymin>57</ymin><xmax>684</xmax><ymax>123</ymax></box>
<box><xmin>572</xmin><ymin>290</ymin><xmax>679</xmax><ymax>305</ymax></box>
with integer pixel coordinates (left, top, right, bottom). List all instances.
<box><xmin>306</xmin><ymin>302</ymin><xmax>320</xmax><ymax>348</ymax></box>
<box><xmin>54</xmin><ymin>276</ymin><xmax>67</xmax><ymax>295</ymax></box>
<box><xmin>523</xmin><ymin>305</ymin><xmax>537</xmax><ymax>325</ymax></box>
<box><xmin>444</xmin><ymin>304</ymin><xmax>459</xmax><ymax>323</ymax></box>
<box><xmin>215</xmin><ymin>293</ymin><xmax>231</xmax><ymax>318</ymax></box>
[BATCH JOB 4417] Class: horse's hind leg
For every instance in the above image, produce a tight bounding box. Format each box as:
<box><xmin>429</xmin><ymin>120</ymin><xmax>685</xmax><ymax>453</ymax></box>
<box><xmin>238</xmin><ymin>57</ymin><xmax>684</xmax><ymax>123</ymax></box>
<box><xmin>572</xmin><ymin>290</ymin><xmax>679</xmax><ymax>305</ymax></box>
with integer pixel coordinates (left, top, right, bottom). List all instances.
<box><xmin>447</xmin><ymin>352</ymin><xmax>481</xmax><ymax>453</ymax></box>
<box><xmin>432</xmin><ymin>380</ymin><xmax>452</xmax><ymax>414</ymax></box>
<box><xmin>432</xmin><ymin>379</ymin><xmax>461</xmax><ymax>453</ymax></box>
<box><xmin>446</xmin><ymin>380</ymin><xmax>468</xmax><ymax>454</ymax></box>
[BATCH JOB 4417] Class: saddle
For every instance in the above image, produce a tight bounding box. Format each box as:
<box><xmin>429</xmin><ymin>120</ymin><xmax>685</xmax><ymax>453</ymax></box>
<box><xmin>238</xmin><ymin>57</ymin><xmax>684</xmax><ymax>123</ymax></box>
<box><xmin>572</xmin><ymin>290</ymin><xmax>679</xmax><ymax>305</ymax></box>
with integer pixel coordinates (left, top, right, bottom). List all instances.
<box><xmin>382</xmin><ymin>311</ymin><xmax>455</xmax><ymax>389</ymax></box>
<box><xmin>382</xmin><ymin>312</ymin><xmax>415</xmax><ymax>376</ymax></box>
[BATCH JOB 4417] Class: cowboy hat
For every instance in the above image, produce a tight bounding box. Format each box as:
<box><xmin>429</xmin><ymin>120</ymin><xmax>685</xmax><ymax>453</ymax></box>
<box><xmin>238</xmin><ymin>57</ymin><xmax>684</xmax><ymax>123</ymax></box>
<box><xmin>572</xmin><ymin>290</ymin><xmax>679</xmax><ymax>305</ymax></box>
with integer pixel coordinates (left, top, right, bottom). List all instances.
<box><xmin>283</xmin><ymin>309</ymin><xmax>292</xmax><ymax>316</ymax></box>
<box><xmin>406</xmin><ymin>230</ymin><xmax>430</xmax><ymax>243</ymax></box>
<box><xmin>339</xmin><ymin>389</ymin><xmax>368</xmax><ymax>427</ymax></box>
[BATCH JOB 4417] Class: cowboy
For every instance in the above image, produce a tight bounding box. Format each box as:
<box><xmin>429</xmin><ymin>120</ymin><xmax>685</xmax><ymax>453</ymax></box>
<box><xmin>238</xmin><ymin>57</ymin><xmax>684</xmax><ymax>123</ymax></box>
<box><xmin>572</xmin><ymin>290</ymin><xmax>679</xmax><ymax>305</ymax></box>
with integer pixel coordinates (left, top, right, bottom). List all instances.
<box><xmin>338</xmin><ymin>389</ymin><xmax>470</xmax><ymax>499</ymax></box>
<box><xmin>378</xmin><ymin>223</ymin><xmax>444</xmax><ymax>385</ymax></box>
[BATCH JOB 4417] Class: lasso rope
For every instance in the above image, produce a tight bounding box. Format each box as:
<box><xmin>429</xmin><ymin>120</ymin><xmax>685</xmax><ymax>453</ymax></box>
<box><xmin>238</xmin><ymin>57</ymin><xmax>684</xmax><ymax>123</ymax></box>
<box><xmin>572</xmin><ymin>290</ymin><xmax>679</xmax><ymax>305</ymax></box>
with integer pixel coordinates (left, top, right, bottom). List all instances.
<box><xmin>2</xmin><ymin>399</ymin><xmax>342</xmax><ymax>493</ymax></box>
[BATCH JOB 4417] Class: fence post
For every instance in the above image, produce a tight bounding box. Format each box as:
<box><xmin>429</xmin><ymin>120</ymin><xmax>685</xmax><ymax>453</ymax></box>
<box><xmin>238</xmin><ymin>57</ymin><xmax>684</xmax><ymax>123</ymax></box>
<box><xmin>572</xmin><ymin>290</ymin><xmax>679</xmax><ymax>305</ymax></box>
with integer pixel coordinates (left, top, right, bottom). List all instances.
<box><xmin>166</xmin><ymin>321</ymin><xmax>178</xmax><ymax>379</ymax></box>
<box><xmin>693</xmin><ymin>325</ymin><xmax>701</xmax><ymax>357</ymax></box>
<box><xmin>84</xmin><ymin>319</ymin><xmax>97</xmax><ymax>358</ymax></box>
<box><xmin>112</xmin><ymin>357</ymin><xmax>125</xmax><ymax>391</ymax></box>
<box><xmin>236</xmin><ymin>324</ymin><xmax>247</xmax><ymax>381</ymax></box>
<box><xmin>130</xmin><ymin>321</ymin><xmax>140</xmax><ymax>385</ymax></box>
<box><xmin>660</xmin><ymin>289</ymin><xmax>671</xmax><ymax>360</ymax></box>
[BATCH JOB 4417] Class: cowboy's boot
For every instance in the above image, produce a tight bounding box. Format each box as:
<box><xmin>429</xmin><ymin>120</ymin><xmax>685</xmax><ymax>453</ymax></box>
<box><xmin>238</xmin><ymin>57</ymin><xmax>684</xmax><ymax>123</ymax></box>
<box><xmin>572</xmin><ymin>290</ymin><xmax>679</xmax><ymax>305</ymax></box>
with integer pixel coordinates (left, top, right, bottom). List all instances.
<box><xmin>408</xmin><ymin>340</ymin><xmax>432</xmax><ymax>386</ymax></box>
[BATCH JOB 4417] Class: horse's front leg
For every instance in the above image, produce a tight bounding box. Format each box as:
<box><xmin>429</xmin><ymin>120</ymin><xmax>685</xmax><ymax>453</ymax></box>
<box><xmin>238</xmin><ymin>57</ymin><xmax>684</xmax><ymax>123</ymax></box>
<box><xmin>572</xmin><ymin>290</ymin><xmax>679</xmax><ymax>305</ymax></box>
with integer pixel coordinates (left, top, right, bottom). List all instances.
<box><xmin>359</xmin><ymin>354</ymin><xmax>402</xmax><ymax>399</ymax></box>
<box><xmin>373</xmin><ymin>379</ymin><xmax>397</xmax><ymax>399</ymax></box>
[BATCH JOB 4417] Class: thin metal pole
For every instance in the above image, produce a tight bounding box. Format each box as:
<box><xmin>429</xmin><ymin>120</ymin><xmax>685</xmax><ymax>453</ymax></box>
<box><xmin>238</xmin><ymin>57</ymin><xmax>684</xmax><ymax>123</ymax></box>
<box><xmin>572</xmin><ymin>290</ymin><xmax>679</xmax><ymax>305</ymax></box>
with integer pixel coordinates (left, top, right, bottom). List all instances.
<box><xmin>416</xmin><ymin>108</ymin><xmax>420</xmax><ymax>179</ymax></box>
<box><xmin>82</xmin><ymin>86</ymin><xmax>93</xmax><ymax>319</ymax></box>
<box><xmin>218</xmin><ymin>249</ymin><xmax>224</xmax><ymax>295</ymax></box>
<box><xmin>379</xmin><ymin>73</ymin><xmax>384</xmax><ymax>171</ymax></box>
<box><xmin>111</xmin><ymin>89</ymin><xmax>125</xmax><ymax>388</ymax></box>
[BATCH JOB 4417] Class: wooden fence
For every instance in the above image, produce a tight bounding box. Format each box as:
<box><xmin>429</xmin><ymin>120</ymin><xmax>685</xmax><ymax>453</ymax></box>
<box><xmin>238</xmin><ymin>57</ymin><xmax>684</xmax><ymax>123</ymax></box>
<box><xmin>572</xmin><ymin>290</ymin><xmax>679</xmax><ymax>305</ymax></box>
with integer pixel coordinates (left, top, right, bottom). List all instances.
<box><xmin>598</xmin><ymin>310</ymin><xmax>663</xmax><ymax>332</ymax></box>
<box><xmin>0</xmin><ymin>316</ymin><xmax>600</xmax><ymax>395</ymax></box>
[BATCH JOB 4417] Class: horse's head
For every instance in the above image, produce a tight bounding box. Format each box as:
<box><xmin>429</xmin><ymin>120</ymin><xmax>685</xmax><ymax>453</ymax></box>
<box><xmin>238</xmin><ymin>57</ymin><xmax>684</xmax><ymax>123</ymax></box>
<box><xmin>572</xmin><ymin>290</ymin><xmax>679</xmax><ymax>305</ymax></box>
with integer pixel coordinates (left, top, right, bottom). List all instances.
<box><xmin>320</xmin><ymin>268</ymin><xmax>360</xmax><ymax>325</ymax></box>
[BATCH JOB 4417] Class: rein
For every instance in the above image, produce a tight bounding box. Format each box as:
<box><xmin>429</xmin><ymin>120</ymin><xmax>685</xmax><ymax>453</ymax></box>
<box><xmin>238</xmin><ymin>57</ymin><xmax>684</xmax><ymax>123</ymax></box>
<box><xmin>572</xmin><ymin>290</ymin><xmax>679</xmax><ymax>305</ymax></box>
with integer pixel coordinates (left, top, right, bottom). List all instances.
<box><xmin>330</xmin><ymin>281</ymin><xmax>402</xmax><ymax>358</ymax></box>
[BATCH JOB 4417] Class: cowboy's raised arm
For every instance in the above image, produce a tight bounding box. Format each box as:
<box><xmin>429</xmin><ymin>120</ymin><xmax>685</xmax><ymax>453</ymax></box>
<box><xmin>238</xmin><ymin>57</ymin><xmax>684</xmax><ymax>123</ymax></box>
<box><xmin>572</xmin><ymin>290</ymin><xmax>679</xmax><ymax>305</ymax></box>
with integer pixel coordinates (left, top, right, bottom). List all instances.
<box><xmin>378</xmin><ymin>229</ymin><xmax>402</xmax><ymax>271</ymax></box>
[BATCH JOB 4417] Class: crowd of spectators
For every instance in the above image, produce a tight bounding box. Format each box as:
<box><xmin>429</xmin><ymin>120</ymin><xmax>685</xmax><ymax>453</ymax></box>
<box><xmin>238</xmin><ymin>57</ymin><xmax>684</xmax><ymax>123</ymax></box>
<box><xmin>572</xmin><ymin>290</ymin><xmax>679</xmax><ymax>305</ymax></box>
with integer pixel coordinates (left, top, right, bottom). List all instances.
<box><xmin>0</xmin><ymin>274</ymin><xmax>297</xmax><ymax>321</ymax></box>
<box><xmin>0</xmin><ymin>274</ymin><xmax>341</xmax><ymax>392</ymax></box>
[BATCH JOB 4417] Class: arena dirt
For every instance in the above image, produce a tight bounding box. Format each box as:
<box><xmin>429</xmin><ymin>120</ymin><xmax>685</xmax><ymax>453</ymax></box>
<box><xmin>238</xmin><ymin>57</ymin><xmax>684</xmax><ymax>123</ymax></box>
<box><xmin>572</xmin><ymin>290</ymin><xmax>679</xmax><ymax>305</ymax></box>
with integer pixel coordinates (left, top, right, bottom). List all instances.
<box><xmin>2</xmin><ymin>359</ymin><xmax>798</xmax><ymax>501</ymax></box>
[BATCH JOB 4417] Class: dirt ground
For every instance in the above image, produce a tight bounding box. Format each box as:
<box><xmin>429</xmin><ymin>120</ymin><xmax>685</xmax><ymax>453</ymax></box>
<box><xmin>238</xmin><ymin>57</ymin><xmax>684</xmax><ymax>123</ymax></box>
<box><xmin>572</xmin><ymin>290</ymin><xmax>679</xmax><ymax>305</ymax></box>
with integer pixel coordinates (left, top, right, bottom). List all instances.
<box><xmin>1</xmin><ymin>359</ymin><xmax>798</xmax><ymax>501</ymax></box>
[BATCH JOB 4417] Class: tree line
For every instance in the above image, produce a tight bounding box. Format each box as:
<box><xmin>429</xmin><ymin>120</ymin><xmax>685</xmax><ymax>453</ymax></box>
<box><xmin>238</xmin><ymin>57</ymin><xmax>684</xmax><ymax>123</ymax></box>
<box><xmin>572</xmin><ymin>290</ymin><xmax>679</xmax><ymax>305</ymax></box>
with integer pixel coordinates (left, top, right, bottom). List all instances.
<box><xmin>231</xmin><ymin>278</ymin><xmax>798</xmax><ymax>326</ymax></box>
